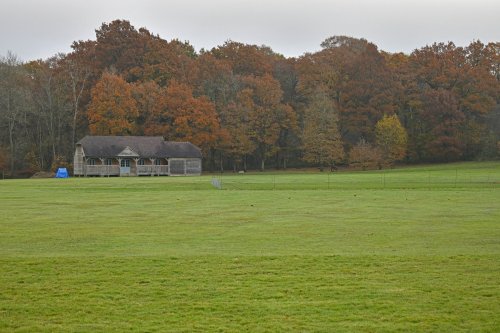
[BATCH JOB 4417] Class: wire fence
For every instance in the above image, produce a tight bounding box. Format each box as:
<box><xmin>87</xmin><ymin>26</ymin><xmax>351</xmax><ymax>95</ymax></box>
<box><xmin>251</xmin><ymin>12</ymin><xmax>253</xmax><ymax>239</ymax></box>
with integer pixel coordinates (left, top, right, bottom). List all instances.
<box><xmin>209</xmin><ymin>170</ymin><xmax>499</xmax><ymax>191</ymax></box>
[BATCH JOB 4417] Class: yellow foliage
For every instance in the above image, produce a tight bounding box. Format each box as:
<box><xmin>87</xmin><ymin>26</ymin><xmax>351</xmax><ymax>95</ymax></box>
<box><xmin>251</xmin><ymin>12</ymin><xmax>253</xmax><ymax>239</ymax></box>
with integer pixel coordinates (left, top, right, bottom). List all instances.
<box><xmin>375</xmin><ymin>114</ymin><xmax>408</xmax><ymax>164</ymax></box>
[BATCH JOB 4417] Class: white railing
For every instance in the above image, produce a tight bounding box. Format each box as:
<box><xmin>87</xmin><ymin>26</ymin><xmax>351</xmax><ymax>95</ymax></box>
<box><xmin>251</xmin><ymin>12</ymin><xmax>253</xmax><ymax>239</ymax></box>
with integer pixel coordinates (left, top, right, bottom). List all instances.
<box><xmin>85</xmin><ymin>165</ymin><xmax>120</xmax><ymax>176</ymax></box>
<box><xmin>84</xmin><ymin>165</ymin><xmax>168</xmax><ymax>176</ymax></box>
<box><xmin>137</xmin><ymin>165</ymin><xmax>169</xmax><ymax>175</ymax></box>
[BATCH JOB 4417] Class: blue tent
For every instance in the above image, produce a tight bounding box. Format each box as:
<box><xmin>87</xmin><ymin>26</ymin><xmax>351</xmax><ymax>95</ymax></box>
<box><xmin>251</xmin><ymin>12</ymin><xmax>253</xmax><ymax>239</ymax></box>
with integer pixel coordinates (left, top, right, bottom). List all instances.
<box><xmin>55</xmin><ymin>168</ymin><xmax>69</xmax><ymax>178</ymax></box>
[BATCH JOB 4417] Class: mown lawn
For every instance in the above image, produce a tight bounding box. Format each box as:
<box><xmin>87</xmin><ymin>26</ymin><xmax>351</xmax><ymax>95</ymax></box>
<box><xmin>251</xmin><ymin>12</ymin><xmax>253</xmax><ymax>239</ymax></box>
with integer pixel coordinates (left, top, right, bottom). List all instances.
<box><xmin>0</xmin><ymin>162</ymin><xmax>499</xmax><ymax>332</ymax></box>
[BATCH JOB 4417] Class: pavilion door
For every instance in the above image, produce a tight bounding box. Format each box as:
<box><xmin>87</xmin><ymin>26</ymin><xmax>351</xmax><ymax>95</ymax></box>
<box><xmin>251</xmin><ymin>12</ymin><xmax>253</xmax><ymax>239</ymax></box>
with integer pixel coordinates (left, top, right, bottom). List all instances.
<box><xmin>120</xmin><ymin>159</ymin><xmax>131</xmax><ymax>176</ymax></box>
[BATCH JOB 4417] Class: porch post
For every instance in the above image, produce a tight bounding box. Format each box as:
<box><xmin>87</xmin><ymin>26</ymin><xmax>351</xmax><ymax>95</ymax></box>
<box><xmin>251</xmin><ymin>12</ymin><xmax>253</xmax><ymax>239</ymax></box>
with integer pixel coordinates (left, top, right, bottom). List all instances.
<box><xmin>99</xmin><ymin>158</ymin><xmax>105</xmax><ymax>177</ymax></box>
<box><xmin>134</xmin><ymin>158</ymin><xmax>139</xmax><ymax>176</ymax></box>
<box><xmin>117</xmin><ymin>158</ymin><xmax>122</xmax><ymax>177</ymax></box>
<box><xmin>150</xmin><ymin>158</ymin><xmax>155</xmax><ymax>176</ymax></box>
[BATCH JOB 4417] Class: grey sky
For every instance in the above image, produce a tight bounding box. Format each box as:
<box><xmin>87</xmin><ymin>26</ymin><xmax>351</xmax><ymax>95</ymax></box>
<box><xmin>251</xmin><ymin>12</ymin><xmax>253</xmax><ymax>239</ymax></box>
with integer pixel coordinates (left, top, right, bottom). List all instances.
<box><xmin>1</xmin><ymin>0</ymin><xmax>499</xmax><ymax>61</ymax></box>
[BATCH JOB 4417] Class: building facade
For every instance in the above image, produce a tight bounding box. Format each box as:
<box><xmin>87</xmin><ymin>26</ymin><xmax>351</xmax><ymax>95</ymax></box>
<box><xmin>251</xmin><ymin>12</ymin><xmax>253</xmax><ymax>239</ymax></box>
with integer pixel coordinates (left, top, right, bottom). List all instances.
<box><xmin>73</xmin><ymin>136</ymin><xmax>202</xmax><ymax>176</ymax></box>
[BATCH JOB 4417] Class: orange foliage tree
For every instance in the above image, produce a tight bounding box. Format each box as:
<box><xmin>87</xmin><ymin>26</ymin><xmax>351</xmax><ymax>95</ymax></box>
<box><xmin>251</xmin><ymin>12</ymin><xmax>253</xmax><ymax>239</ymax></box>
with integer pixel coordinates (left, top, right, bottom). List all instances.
<box><xmin>163</xmin><ymin>81</ymin><xmax>224</xmax><ymax>156</ymax></box>
<box><xmin>132</xmin><ymin>80</ymin><xmax>166</xmax><ymax>135</ymax></box>
<box><xmin>87</xmin><ymin>72</ymin><xmax>139</xmax><ymax>135</ymax></box>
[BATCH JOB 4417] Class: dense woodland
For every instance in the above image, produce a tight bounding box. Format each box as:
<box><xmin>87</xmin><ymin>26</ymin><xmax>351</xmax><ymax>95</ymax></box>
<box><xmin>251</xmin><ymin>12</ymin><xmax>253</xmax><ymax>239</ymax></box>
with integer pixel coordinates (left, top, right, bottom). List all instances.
<box><xmin>0</xmin><ymin>20</ymin><xmax>499</xmax><ymax>176</ymax></box>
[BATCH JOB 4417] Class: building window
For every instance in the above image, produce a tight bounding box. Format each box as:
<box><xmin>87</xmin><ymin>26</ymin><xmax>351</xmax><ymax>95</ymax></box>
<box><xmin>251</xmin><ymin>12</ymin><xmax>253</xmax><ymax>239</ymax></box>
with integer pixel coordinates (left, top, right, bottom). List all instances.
<box><xmin>87</xmin><ymin>158</ymin><xmax>96</xmax><ymax>166</ymax></box>
<box><xmin>138</xmin><ymin>159</ymin><xmax>145</xmax><ymax>166</ymax></box>
<box><xmin>105</xmin><ymin>158</ymin><xmax>113</xmax><ymax>166</ymax></box>
<box><xmin>154</xmin><ymin>159</ymin><xmax>162</xmax><ymax>165</ymax></box>
<box><xmin>120</xmin><ymin>159</ymin><xmax>130</xmax><ymax>167</ymax></box>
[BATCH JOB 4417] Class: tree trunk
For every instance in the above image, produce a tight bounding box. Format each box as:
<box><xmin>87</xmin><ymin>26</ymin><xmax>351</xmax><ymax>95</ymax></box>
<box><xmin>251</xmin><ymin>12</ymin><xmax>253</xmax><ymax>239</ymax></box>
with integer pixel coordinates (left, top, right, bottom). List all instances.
<box><xmin>219</xmin><ymin>151</ymin><xmax>224</xmax><ymax>173</ymax></box>
<box><xmin>7</xmin><ymin>95</ymin><xmax>16</xmax><ymax>176</ymax></box>
<box><xmin>72</xmin><ymin>112</ymin><xmax>77</xmax><ymax>150</ymax></box>
<box><xmin>70</xmin><ymin>67</ymin><xmax>88</xmax><ymax>148</ymax></box>
<box><xmin>209</xmin><ymin>148</ymin><xmax>215</xmax><ymax>172</ymax></box>
<box><xmin>8</xmin><ymin>121</ymin><xmax>15</xmax><ymax>176</ymax></box>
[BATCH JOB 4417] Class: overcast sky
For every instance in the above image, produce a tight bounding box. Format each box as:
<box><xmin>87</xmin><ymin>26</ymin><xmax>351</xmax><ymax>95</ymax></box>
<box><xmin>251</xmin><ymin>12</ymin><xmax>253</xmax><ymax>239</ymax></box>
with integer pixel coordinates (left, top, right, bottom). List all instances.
<box><xmin>1</xmin><ymin>0</ymin><xmax>499</xmax><ymax>61</ymax></box>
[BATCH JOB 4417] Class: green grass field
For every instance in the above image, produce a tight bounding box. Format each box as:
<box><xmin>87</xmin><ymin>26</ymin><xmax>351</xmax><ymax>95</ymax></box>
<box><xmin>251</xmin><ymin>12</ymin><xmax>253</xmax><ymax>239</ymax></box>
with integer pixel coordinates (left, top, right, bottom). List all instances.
<box><xmin>0</xmin><ymin>162</ymin><xmax>499</xmax><ymax>332</ymax></box>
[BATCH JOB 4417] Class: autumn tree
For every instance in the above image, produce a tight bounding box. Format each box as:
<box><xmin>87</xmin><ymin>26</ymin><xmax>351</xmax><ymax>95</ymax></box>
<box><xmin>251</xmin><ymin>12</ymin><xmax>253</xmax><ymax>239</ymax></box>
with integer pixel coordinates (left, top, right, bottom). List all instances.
<box><xmin>132</xmin><ymin>80</ymin><xmax>166</xmax><ymax>135</ymax></box>
<box><xmin>273</xmin><ymin>57</ymin><xmax>299</xmax><ymax>105</ymax></box>
<box><xmin>211</xmin><ymin>41</ymin><xmax>275</xmax><ymax>77</ymax></box>
<box><xmin>93</xmin><ymin>20</ymin><xmax>149</xmax><ymax>81</ymax></box>
<box><xmin>297</xmin><ymin>36</ymin><xmax>399</xmax><ymax>147</ymax></box>
<box><xmin>375</xmin><ymin>114</ymin><xmax>407</xmax><ymax>166</ymax></box>
<box><xmin>338</xmin><ymin>43</ymin><xmax>399</xmax><ymax>144</ymax></box>
<box><xmin>193</xmin><ymin>52</ymin><xmax>237</xmax><ymax>107</ymax></box>
<box><xmin>0</xmin><ymin>145</ymin><xmax>9</xmax><ymax>173</ymax></box>
<box><xmin>25</xmin><ymin>56</ymin><xmax>75</xmax><ymax>167</ymax></box>
<box><xmin>242</xmin><ymin>86</ymin><xmax>280</xmax><ymax>171</ymax></box>
<box><xmin>87</xmin><ymin>72</ymin><xmax>139</xmax><ymax>135</ymax></box>
<box><xmin>0</xmin><ymin>53</ymin><xmax>33</xmax><ymax>175</ymax></box>
<box><xmin>238</xmin><ymin>74</ymin><xmax>296</xmax><ymax>171</ymax></box>
<box><xmin>195</xmin><ymin>46</ymin><xmax>284</xmax><ymax>170</ymax></box>
<box><xmin>320</xmin><ymin>36</ymin><xmax>370</xmax><ymax>52</ymax></box>
<box><xmin>163</xmin><ymin>81</ymin><xmax>224</xmax><ymax>156</ymax></box>
<box><xmin>135</xmin><ymin>80</ymin><xmax>224</xmax><ymax>155</ymax></box>
<box><xmin>408</xmin><ymin>41</ymin><xmax>499</xmax><ymax>160</ymax></box>
<box><xmin>348</xmin><ymin>139</ymin><xmax>382</xmax><ymax>170</ymax></box>
<box><xmin>272</xmin><ymin>58</ymin><xmax>301</xmax><ymax>168</ymax></box>
<box><xmin>420</xmin><ymin>89</ymin><xmax>465</xmax><ymax>161</ymax></box>
<box><xmin>302</xmin><ymin>91</ymin><xmax>344</xmax><ymax>170</ymax></box>
<box><xmin>460</xmin><ymin>41</ymin><xmax>499</xmax><ymax>158</ymax></box>
<box><xmin>62</xmin><ymin>47</ymin><xmax>92</xmax><ymax>147</ymax></box>
<box><xmin>220</xmin><ymin>101</ymin><xmax>255</xmax><ymax>171</ymax></box>
<box><xmin>141</xmin><ymin>37</ymin><xmax>197</xmax><ymax>86</ymax></box>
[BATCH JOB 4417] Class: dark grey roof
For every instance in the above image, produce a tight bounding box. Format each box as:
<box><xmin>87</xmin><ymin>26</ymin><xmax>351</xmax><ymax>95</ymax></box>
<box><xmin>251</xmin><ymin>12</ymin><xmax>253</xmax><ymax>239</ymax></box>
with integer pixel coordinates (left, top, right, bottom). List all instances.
<box><xmin>163</xmin><ymin>141</ymin><xmax>203</xmax><ymax>158</ymax></box>
<box><xmin>76</xmin><ymin>136</ymin><xmax>202</xmax><ymax>159</ymax></box>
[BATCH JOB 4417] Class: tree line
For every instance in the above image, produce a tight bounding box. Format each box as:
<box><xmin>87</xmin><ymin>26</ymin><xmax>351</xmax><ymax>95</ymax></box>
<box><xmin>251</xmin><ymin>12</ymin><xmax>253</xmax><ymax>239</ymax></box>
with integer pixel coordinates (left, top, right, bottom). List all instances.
<box><xmin>1</xmin><ymin>20</ymin><xmax>499</xmax><ymax>176</ymax></box>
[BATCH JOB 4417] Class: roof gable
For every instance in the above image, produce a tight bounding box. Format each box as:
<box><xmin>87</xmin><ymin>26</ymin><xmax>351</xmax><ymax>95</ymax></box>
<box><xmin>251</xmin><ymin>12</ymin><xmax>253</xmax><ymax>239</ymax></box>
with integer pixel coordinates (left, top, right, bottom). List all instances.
<box><xmin>117</xmin><ymin>146</ymin><xmax>139</xmax><ymax>157</ymax></box>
